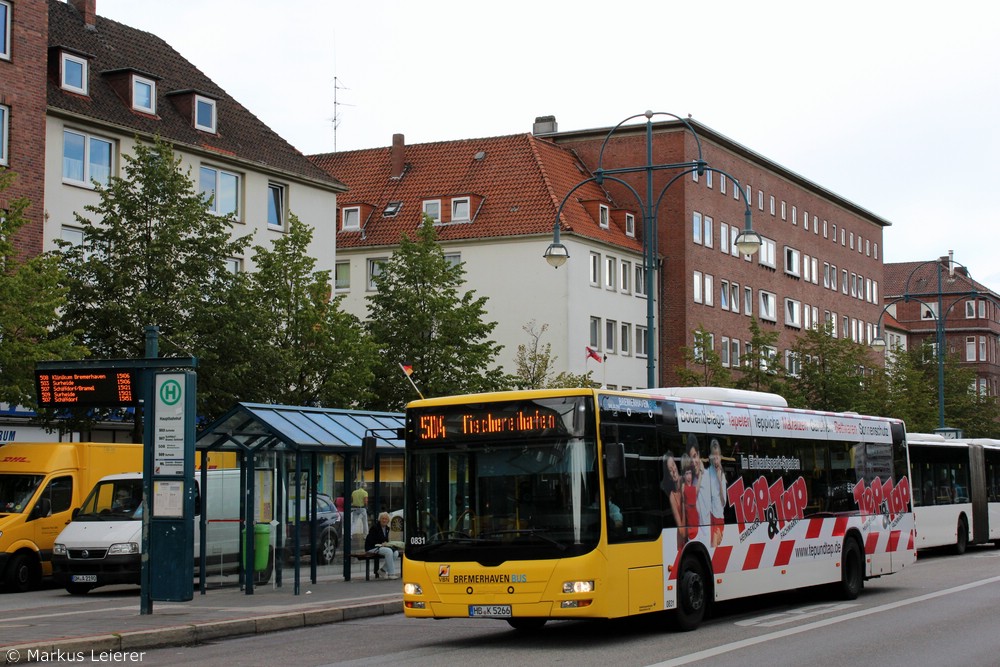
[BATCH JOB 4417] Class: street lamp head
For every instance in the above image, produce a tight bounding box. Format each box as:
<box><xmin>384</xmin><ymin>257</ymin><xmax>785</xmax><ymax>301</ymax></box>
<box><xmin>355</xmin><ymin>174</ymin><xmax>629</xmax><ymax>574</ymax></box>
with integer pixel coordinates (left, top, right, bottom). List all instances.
<box><xmin>734</xmin><ymin>229</ymin><xmax>762</xmax><ymax>256</ymax></box>
<box><xmin>870</xmin><ymin>336</ymin><xmax>887</xmax><ymax>351</ymax></box>
<box><xmin>543</xmin><ymin>241</ymin><xmax>570</xmax><ymax>268</ymax></box>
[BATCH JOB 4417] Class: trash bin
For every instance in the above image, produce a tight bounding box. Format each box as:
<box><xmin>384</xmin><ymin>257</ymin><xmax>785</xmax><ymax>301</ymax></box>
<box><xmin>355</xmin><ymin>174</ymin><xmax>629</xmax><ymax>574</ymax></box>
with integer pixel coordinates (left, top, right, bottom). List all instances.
<box><xmin>253</xmin><ymin>523</ymin><xmax>270</xmax><ymax>571</ymax></box>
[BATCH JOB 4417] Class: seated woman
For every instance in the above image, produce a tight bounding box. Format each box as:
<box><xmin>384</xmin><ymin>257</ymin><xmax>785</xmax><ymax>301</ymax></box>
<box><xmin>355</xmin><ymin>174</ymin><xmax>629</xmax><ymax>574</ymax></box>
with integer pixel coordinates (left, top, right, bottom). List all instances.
<box><xmin>365</xmin><ymin>511</ymin><xmax>399</xmax><ymax>579</ymax></box>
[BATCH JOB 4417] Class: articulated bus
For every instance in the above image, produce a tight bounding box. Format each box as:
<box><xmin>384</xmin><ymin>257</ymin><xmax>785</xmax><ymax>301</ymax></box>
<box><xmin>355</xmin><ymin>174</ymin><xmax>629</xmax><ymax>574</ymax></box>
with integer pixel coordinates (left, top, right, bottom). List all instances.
<box><xmin>907</xmin><ymin>433</ymin><xmax>1000</xmax><ymax>554</ymax></box>
<box><xmin>400</xmin><ymin>387</ymin><xmax>914</xmax><ymax>631</ymax></box>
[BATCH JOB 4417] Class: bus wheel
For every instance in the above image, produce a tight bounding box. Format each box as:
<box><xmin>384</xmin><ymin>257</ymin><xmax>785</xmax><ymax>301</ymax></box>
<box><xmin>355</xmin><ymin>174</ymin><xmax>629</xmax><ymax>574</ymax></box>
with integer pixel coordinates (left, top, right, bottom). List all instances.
<box><xmin>955</xmin><ymin>518</ymin><xmax>968</xmax><ymax>555</ymax></box>
<box><xmin>507</xmin><ymin>618</ymin><xmax>546</xmax><ymax>631</ymax></box>
<box><xmin>674</xmin><ymin>556</ymin><xmax>707</xmax><ymax>631</ymax></box>
<box><xmin>837</xmin><ymin>538</ymin><xmax>863</xmax><ymax>600</ymax></box>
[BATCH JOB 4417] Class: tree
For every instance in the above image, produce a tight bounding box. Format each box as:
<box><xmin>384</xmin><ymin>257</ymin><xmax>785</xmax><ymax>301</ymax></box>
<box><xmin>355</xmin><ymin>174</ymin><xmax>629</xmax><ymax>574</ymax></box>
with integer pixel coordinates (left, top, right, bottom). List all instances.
<box><xmin>0</xmin><ymin>170</ymin><xmax>86</xmax><ymax>408</ymax></box>
<box><xmin>675</xmin><ymin>326</ymin><xmax>732</xmax><ymax>387</ymax></box>
<box><xmin>57</xmin><ymin>138</ymin><xmax>252</xmax><ymax>422</ymax></box>
<box><xmin>785</xmin><ymin>322</ymin><xmax>874</xmax><ymax>412</ymax></box>
<box><xmin>734</xmin><ymin>317</ymin><xmax>785</xmax><ymax>395</ymax></box>
<box><xmin>365</xmin><ymin>215</ymin><xmax>508</xmax><ymax>410</ymax></box>
<box><xmin>248</xmin><ymin>215</ymin><xmax>376</xmax><ymax>407</ymax></box>
<box><xmin>512</xmin><ymin>320</ymin><xmax>595</xmax><ymax>389</ymax></box>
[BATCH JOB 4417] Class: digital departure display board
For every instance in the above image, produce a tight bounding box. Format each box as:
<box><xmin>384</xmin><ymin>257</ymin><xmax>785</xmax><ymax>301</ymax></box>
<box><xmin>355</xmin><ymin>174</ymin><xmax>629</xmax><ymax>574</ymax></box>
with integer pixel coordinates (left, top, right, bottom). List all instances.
<box><xmin>35</xmin><ymin>368</ymin><xmax>138</xmax><ymax>407</ymax></box>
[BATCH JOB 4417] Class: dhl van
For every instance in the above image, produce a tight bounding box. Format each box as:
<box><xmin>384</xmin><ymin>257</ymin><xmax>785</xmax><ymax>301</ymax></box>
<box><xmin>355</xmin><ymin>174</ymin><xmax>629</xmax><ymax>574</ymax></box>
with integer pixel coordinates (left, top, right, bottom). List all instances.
<box><xmin>0</xmin><ymin>442</ymin><xmax>143</xmax><ymax>591</ymax></box>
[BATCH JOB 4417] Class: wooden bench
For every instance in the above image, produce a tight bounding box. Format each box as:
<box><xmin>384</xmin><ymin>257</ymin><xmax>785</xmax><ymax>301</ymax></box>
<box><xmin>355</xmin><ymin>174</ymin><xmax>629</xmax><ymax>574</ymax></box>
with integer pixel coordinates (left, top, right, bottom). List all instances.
<box><xmin>351</xmin><ymin>551</ymin><xmax>384</xmax><ymax>580</ymax></box>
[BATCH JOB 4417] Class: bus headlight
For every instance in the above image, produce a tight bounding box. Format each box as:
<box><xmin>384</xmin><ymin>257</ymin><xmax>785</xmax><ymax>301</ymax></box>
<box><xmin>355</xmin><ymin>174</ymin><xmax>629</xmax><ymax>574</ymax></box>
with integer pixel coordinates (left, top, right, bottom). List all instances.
<box><xmin>562</xmin><ymin>580</ymin><xmax>595</xmax><ymax>594</ymax></box>
<box><xmin>108</xmin><ymin>542</ymin><xmax>140</xmax><ymax>555</ymax></box>
<box><xmin>403</xmin><ymin>582</ymin><xmax>423</xmax><ymax>595</ymax></box>
<box><xmin>53</xmin><ymin>543</ymin><xmax>67</xmax><ymax>556</ymax></box>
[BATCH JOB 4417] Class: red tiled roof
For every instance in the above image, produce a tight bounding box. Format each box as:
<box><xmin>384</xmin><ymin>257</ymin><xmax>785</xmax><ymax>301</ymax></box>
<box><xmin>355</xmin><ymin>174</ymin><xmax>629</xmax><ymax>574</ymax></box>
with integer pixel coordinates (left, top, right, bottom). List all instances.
<box><xmin>883</xmin><ymin>259</ymin><xmax>997</xmax><ymax>299</ymax></box>
<box><xmin>309</xmin><ymin>133</ymin><xmax>643</xmax><ymax>252</ymax></box>
<box><xmin>47</xmin><ymin>0</ymin><xmax>343</xmax><ymax>189</ymax></box>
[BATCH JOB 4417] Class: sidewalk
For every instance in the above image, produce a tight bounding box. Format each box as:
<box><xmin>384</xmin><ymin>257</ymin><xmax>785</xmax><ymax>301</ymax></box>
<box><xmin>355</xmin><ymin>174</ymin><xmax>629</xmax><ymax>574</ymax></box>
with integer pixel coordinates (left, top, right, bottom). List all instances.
<box><xmin>0</xmin><ymin>562</ymin><xmax>402</xmax><ymax>665</ymax></box>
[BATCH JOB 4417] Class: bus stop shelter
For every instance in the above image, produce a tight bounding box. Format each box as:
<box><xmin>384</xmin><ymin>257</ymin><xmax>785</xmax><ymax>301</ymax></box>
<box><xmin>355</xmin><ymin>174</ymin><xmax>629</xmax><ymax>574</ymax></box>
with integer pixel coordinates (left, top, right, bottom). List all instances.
<box><xmin>195</xmin><ymin>402</ymin><xmax>404</xmax><ymax>594</ymax></box>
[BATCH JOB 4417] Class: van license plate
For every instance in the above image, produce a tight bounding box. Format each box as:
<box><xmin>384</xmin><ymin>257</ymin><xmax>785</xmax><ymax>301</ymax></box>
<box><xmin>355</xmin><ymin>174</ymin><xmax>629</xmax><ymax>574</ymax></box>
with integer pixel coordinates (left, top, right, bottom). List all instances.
<box><xmin>469</xmin><ymin>605</ymin><xmax>511</xmax><ymax>618</ymax></box>
<box><xmin>71</xmin><ymin>575</ymin><xmax>98</xmax><ymax>583</ymax></box>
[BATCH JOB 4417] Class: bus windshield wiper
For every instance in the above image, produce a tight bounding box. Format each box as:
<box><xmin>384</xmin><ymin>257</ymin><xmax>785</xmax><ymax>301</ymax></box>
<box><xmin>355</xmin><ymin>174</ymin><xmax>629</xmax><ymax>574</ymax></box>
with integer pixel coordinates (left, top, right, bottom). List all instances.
<box><xmin>478</xmin><ymin>529</ymin><xmax>566</xmax><ymax>550</ymax></box>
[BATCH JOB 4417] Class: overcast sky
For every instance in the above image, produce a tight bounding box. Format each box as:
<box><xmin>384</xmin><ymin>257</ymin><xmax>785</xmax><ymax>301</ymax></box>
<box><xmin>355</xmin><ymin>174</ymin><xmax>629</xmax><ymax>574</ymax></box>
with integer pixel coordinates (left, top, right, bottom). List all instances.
<box><xmin>97</xmin><ymin>0</ymin><xmax>1000</xmax><ymax>287</ymax></box>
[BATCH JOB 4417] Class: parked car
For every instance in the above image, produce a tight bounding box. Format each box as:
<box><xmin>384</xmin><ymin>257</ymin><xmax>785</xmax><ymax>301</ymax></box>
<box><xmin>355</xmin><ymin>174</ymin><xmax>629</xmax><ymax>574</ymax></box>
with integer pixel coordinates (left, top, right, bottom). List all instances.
<box><xmin>285</xmin><ymin>494</ymin><xmax>341</xmax><ymax>565</ymax></box>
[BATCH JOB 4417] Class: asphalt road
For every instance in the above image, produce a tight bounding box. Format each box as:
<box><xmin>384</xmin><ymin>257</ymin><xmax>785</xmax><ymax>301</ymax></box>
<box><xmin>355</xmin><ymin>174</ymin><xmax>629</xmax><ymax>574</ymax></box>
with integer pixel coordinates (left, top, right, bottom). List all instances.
<box><xmin>127</xmin><ymin>545</ymin><xmax>1000</xmax><ymax>667</ymax></box>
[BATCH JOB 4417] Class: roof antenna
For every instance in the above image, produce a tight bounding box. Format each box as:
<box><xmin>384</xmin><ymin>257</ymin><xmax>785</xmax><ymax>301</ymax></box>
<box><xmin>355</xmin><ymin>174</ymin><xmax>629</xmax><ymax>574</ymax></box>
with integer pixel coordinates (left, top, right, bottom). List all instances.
<box><xmin>331</xmin><ymin>76</ymin><xmax>354</xmax><ymax>152</ymax></box>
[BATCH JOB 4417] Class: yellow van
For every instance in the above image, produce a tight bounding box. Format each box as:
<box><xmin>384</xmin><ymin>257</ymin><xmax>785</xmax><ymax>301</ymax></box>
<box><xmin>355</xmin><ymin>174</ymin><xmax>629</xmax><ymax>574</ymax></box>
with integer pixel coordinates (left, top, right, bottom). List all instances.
<box><xmin>0</xmin><ymin>442</ymin><xmax>143</xmax><ymax>591</ymax></box>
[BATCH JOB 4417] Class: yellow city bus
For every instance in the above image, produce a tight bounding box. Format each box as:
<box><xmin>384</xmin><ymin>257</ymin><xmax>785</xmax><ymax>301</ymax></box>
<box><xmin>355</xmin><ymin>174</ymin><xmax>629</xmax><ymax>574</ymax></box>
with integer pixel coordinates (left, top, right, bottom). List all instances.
<box><xmin>400</xmin><ymin>387</ymin><xmax>915</xmax><ymax>631</ymax></box>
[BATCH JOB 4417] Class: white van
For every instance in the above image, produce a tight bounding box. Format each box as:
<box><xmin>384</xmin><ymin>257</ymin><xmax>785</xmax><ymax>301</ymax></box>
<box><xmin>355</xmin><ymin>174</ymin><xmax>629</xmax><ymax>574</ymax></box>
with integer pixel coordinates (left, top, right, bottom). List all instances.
<box><xmin>51</xmin><ymin>469</ymin><xmax>247</xmax><ymax>594</ymax></box>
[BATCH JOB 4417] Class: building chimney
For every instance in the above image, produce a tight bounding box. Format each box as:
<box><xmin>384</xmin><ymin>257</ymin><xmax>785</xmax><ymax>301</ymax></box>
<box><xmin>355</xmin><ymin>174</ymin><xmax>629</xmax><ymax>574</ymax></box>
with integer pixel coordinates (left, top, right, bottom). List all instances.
<box><xmin>70</xmin><ymin>0</ymin><xmax>97</xmax><ymax>28</ymax></box>
<box><xmin>532</xmin><ymin>115</ymin><xmax>558</xmax><ymax>135</ymax></box>
<box><xmin>390</xmin><ymin>133</ymin><xmax>405</xmax><ymax>179</ymax></box>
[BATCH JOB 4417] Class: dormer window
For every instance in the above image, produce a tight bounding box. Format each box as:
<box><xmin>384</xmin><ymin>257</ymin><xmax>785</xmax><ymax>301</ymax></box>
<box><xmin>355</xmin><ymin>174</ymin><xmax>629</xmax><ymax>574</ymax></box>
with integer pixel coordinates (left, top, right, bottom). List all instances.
<box><xmin>342</xmin><ymin>206</ymin><xmax>360</xmax><ymax>231</ymax></box>
<box><xmin>423</xmin><ymin>200</ymin><xmax>441</xmax><ymax>222</ymax></box>
<box><xmin>599</xmin><ymin>204</ymin><xmax>610</xmax><ymax>229</ymax></box>
<box><xmin>383</xmin><ymin>201</ymin><xmax>402</xmax><ymax>217</ymax></box>
<box><xmin>451</xmin><ymin>197</ymin><xmax>470</xmax><ymax>221</ymax></box>
<box><xmin>625</xmin><ymin>213</ymin><xmax>635</xmax><ymax>237</ymax></box>
<box><xmin>61</xmin><ymin>52</ymin><xmax>88</xmax><ymax>95</ymax></box>
<box><xmin>132</xmin><ymin>75</ymin><xmax>156</xmax><ymax>114</ymax></box>
<box><xmin>194</xmin><ymin>95</ymin><xmax>216</xmax><ymax>133</ymax></box>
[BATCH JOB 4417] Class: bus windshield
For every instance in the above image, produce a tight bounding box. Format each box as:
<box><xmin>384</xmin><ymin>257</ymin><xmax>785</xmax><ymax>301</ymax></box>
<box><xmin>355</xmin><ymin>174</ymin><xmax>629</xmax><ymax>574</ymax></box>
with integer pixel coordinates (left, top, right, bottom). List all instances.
<box><xmin>405</xmin><ymin>396</ymin><xmax>601</xmax><ymax>561</ymax></box>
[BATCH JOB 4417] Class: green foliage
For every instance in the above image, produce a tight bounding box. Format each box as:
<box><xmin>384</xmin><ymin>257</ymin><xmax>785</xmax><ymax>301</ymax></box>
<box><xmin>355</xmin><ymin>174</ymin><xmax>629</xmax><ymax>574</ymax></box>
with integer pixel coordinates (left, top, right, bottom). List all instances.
<box><xmin>675</xmin><ymin>326</ymin><xmax>732</xmax><ymax>387</ymax></box>
<box><xmin>0</xmin><ymin>170</ymin><xmax>86</xmax><ymax>408</ymax></box>
<box><xmin>733</xmin><ymin>317</ymin><xmax>785</xmax><ymax>394</ymax></box>
<box><xmin>365</xmin><ymin>215</ymin><xmax>508</xmax><ymax>410</ymax></box>
<box><xmin>56</xmin><ymin>138</ymin><xmax>251</xmax><ymax>422</ymax></box>
<box><xmin>512</xmin><ymin>321</ymin><xmax>596</xmax><ymax>389</ymax></box>
<box><xmin>784</xmin><ymin>322</ymin><xmax>875</xmax><ymax>412</ymax></box>
<box><xmin>247</xmin><ymin>215</ymin><xmax>376</xmax><ymax>407</ymax></box>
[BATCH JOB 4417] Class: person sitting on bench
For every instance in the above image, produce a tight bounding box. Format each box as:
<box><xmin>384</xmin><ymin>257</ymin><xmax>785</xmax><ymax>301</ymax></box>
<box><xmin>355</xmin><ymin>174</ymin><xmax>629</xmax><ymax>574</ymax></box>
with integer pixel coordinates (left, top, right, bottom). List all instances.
<box><xmin>365</xmin><ymin>511</ymin><xmax>399</xmax><ymax>579</ymax></box>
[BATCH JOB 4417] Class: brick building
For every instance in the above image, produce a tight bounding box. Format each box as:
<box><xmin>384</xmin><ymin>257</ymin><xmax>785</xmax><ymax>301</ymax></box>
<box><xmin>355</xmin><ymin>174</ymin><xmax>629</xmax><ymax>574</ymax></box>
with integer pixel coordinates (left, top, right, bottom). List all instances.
<box><xmin>312</xmin><ymin>115</ymin><xmax>891</xmax><ymax>388</ymax></box>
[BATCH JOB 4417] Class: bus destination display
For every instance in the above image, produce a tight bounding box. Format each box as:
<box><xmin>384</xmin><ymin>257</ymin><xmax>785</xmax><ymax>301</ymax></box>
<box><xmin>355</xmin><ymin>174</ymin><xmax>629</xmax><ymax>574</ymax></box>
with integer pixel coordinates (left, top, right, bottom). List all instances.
<box><xmin>414</xmin><ymin>407</ymin><xmax>559</xmax><ymax>442</ymax></box>
<box><xmin>35</xmin><ymin>369</ymin><xmax>138</xmax><ymax>407</ymax></box>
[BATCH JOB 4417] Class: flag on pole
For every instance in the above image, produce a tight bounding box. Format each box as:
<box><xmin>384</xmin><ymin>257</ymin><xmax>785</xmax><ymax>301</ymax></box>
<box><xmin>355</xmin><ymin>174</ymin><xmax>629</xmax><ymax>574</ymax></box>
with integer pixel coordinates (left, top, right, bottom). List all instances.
<box><xmin>585</xmin><ymin>346</ymin><xmax>603</xmax><ymax>363</ymax></box>
<box><xmin>399</xmin><ymin>363</ymin><xmax>425</xmax><ymax>399</ymax></box>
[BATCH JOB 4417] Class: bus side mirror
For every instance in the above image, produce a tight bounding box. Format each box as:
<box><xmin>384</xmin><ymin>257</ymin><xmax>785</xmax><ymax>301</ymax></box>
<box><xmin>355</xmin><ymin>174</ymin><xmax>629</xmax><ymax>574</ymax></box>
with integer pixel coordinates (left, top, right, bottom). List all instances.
<box><xmin>605</xmin><ymin>442</ymin><xmax>625</xmax><ymax>480</ymax></box>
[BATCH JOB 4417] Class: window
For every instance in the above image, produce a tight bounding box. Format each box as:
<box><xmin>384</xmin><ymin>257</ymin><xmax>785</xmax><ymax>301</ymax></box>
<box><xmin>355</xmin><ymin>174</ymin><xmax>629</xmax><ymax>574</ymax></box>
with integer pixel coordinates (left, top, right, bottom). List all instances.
<box><xmin>703</xmin><ymin>215</ymin><xmax>713</xmax><ymax>248</ymax></box>
<box><xmin>0</xmin><ymin>104</ymin><xmax>7</xmax><ymax>166</ymax></box>
<box><xmin>590</xmin><ymin>317</ymin><xmax>601</xmax><ymax>348</ymax></box>
<box><xmin>132</xmin><ymin>75</ymin><xmax>156</xmax><ymax>114</ymax></box>
<box><xmin>759</xmin><ymin>238</ymin><xmax>776</xmax><ymax>268</ymax></box>
<box><xmin>781</xmin><ymin>201</ymin><xmax>786</xmax><ymax>220</ymax></box>
<box><xmin>635</xmin><ymin>264</ymin><xmax>647</xmax><ymax>297</ymax></box>
<box><xmin>692</xmin><ymin>211</ymin><xmax>703</xmax><ymax>245</ymax></box>
<box><xmin>759</xmin><ymin>290</ymin><xmax>777</xmax><ymax>321</ymax></box>
<box><xmin>866</xmin><ymin>239</ymin><xmax>871</xmax><ymax>257</ymax></box>
<box><xmin>0</xmin><ymin>1</ymin><xmax>10</xmax><ymax>61</ymax></box>
<box><xmin>693</xmin><ymin>271</ymin><xmax>703</xmax><ymax>304</ymax></box>
<box><xmin>967</xmin><ymin>336</ymin><xmax>976</xmax><ymax>362</ymax></box>
<box><xmin>786</xmin><ymin>351</ymin><xmax>801</xmax><ymax>377</ymax></box>
<box><xmin>770</xmin><ymin>195</ymin><xmax>775</xmax><ymax>216</ymax></box>
<box><xmin>803</xmin><ymin>210</ymin><xmax>809</xmax><ymax>230</ymax></box>
<box><xmin>720</xmin><ymin>176</ymin><xmax>726</xmax><ymax>195</ymax></box>
<box><xmin>842</xmin><ymin>269</ymin><xmax>848</xmax><ymax>294</ymax></box>
<box><xmin>225</xmin><ymin>257</ymin><xmax>242</xmax><ymax>274</ymax></box>
<box><xmin>721</xmin><ymin>337</ymin><xmax>730</xmax><ymax>366</ymax></box>
<box><xmin>720</xmin><ymin>222</ymin><xmax>730</xmax><ymax>254</ymax></box>
<box><xmin>810</xmin><ymin>257</ymin><xmax>818</xmax><ymax>284</ymax></box>
<box><xmin>605</xmin><ymin>256</ymin><xmax>616</xmax><ymax>289</ymax></box>
<box><xmin>61</xmin><ymin>52</ymin><xmax>88</xmax><ymax>95</ymax></box>
<box><xmin>423</xmin><ymin>200</ymin><xmax>441</xmax><ymax>222</ymax></box>
<box><xmin>620</xmin><ymin>261</ymin><xmax>631</xmax><ymax>293</ymax></box>
<box><xmin>731</xmin><ymin>226</ymin><xmax>740</xmax><ymax>258</ymax></box>
<box><xmin>704</xmin><ymin>274</ymin><xmax>714</xmax><ymax>307</ymax></box>
<box><xmin>605</xmin><ymin>320</ymin><xmax>617</xmax><ymax>354</ymax></box>
<box><xmin>590</xmin><ymin>252</ymin><xmax>600</xmax><ymax>286</ymax></box>
<box><xmin>620</xmin><ymin>323</ymin><xmax>631</xmax><ymax>356</ymax></box>
<box><xmin>731</xmin><ymin>339</ymin><xmax>740</xmax><ymax>367</ymax></box>
<box><xmin>62</xmin><ymin>130</ymin><xmax>113</xmax><ymax>187</ymax></box>
<box><xmin>874</xmin><ymin>243</ymin><xmax>879</xmax><ymax>260</ymax></box>
<box><xmin>194</xmin><ymin>95</ymin><xmax>217</xmax><ymax>133</ymax></box>
<box><xmin>823</xmin><ymin>263</ymin><xmax>831</xmax><ymax>289</ymax></box>
<box><xmin>367</xmin><ymin>258</ymin><xmax>387</xmax><ymax>290</ymax></box>
<box><xmin>966</xmin><ymin>300</ymin><xmax>977</xmax><ymax>318</ymax></box>
<box><xmin>706</xmin><ymin>170</ymin><xmax>713</xmax><ymax>188</ymax></box>
<box><xmin>720</xmin><ymin>280</ymin><xmax>730</xmax><ymax>310</ymax></box>
<box><xmin>814</xmin><ymin>216</ymin><xmax>819</xmax><ymax>235</ymax></box>
<box><xmin>267</xmin><ymin>183</ymin><xmax>285</xmax><ymax>228</ymax></box>
<box><xmin>444</xmin><ymin>252</ymin><xmax>462</xmax><ymax>268</ymax></box>
<box><xmin>921</xmin><ymin>302</ymin><xmax>938</xmax><ymax>321</ymax></box>
<box><xmin>823</xmin><ymin>220</ymin><xmax>828</xmax><ymax>238</ymax></box>
<box><xmin>979</xmin><ymin>299</ymin><xmax>987</xmax><ymax>318</ymax></box>
<box><xmin>831</xmin><ymin>265</ymin><xmax>838</xmax><ymax>291</ymax></box>
<box><xmin>599</xmin><ymin>204</ymin><xmax>610</xmax><ymax>229</ymax></box>
<box><xmin>452</xmin><ymin>197</ymin><xmax>471</xmax><ymax>221</ymax></box>
<box><xmin>334</xmin><ymin>261</ymin><xmax>350</xmax><ymax>289</ymax></box>
<box><xmin>383</xmin><ymin>201</ymin><xmax>402</xmax><ymax>217</ymax></box>
<box><xmin>625</xmin><ymin>213</ymin><xmax>635</xmax><ymax>237</ymax></box>
<box><xmin>200</xmin><ymin>165</ymin><xmax>240</xmax><ymax>218</ymax></box>
<box><xmin>785</xmin><ymin>298</ymin><xmax>802</xmax><ymax>328</ymax></box>
<box><xmin>784</xmin><ymin>246</ymin><xmax>800</xmax><ymax>277</ymax></box>
<box><xmin>731</xmin><ymin>282</ymin><xmax>740</xmax><ymax>314</ymax></box>
<box><xmin>981</xmin><ymin>336</ymin><xmax>987</xmax><ymax>361</ymax></box>
<box><xmin>849</xmin><ymin>273</ymin><xmax>857</xmax><ymax>298</ymax></box>
<box><xmin>744</xmin><ymin>286</ymin><xmax>752</xmax><ymax>316</ymax></box>
<box><xmin>791</xmin><ymin>206</ymin><xmax>797</xmax><ymax>226</ymax></box>
<box><xmin>342</xmin><ymin>206</ymin><xmax>360</xmax><ymax>231</ymax></box>
<box><xmin>636</xmin><ymin>326</ymin><xmax>648</xmax><ymax>357</ymax></box>
<box><xmin>758</xmin><ymin>190</ymin><xmax>764</xmax><ymax>211</ymax></box>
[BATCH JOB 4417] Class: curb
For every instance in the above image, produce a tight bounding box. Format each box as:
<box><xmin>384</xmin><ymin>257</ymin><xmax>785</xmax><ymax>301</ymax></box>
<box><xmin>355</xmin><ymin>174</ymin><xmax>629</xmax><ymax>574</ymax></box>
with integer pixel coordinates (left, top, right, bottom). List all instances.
<box><xmin>2</xmin><ymin>601</ymin><xmax>401</xmax><ymax>664</ymax></box>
